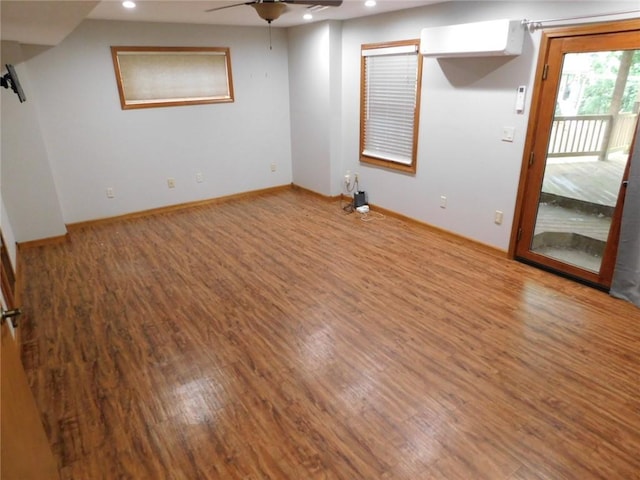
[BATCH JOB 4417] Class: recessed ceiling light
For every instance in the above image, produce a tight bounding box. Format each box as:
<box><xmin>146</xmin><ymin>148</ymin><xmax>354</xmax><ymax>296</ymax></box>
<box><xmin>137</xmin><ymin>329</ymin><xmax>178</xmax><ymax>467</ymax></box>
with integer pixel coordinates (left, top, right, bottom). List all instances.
<box><xmin>303</xmin><ymin>13</ymin><xmax>313</xmax><ymax>20</ymax></box>
<box><xmin>122</xmin><ymin>1</ymin><xmax>136</xmax><ymax>9</ymax></box>
<box><xmin>364</xmin><ymin>0</ymin><xmax>376</xmax><ymax>7</ymax></box>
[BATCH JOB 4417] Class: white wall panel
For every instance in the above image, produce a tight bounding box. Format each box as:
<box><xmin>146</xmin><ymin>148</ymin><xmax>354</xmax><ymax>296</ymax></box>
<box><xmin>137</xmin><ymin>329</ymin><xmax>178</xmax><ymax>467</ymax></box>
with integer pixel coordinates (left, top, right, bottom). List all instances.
<box><xmin>1</xmin><ymin>42</ymin><xmax>67</xmax><ymax>242</ymax></box>
<box><xmin>337</xmin><ymin>1</ymin><xmax>638</xmax><ymax>250</ymax></box>
<box><xmin>25</xmin><ymin>20</ymin><xmax>292</xmax><ymax>224</ymax></box>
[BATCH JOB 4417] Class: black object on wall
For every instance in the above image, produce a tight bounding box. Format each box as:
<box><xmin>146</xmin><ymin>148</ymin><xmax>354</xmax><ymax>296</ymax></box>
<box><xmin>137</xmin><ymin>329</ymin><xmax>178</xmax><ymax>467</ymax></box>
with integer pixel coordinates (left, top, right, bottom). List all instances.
<box><xmin>1</xmin><ymin>64</ymin><xmax>26</xmax><ymax>103</ymax></box>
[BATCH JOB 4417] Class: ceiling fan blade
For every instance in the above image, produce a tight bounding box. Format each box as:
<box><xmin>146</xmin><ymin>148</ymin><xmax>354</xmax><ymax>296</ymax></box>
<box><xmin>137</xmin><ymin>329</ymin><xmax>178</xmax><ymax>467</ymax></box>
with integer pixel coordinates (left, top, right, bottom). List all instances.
<box><xmin>281</xmin><ymin>0</ymin><xmax>343</xmax><ymax>6</ymax></box>
<box><xmin>205</xmin><ymin>2</ymin><xmax>256</xmax><ymax>13</ymax></box>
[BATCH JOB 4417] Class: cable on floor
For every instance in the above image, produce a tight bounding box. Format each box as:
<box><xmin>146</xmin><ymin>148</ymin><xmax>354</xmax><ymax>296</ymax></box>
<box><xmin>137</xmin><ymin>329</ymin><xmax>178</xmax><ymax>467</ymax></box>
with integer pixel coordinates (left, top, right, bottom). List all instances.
<box><xmin>357</xmin><ymin>210</ymin><xmax>385</xmax><ymax>222</ymax></box>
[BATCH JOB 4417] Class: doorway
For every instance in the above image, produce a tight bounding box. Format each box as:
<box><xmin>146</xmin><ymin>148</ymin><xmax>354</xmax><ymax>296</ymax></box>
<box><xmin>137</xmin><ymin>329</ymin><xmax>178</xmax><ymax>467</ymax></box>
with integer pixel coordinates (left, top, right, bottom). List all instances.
<box><xmin>513</xmin><ymin>19</ymin><xmax>640</xmax><ymax>290</ymax></box>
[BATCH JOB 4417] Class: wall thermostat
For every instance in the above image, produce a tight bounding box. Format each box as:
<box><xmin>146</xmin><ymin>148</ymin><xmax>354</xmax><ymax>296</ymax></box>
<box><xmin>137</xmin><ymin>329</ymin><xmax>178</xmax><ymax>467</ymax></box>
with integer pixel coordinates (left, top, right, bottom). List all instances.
<box><xmin>516</xmin><ymin>85</ymin><xmax>526</xmax><ymax>114</ymax></box>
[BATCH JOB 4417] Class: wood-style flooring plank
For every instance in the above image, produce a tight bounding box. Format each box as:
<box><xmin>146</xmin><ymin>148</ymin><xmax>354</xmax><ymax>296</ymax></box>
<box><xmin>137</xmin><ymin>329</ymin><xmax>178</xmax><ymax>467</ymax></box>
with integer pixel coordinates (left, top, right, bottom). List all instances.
<box><xmin>19</xmin><ymin>189</ymin><xmax>640</xmax><ymax>479</ymax></box>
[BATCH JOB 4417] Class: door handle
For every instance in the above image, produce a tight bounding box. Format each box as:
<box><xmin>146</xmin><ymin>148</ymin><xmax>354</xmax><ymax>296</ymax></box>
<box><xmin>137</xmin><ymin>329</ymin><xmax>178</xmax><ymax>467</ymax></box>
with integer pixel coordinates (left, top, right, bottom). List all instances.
<box><xmin>1</xmin><ymin>307</ymin><xmax>22</xmax><ymax>327</ymax></box>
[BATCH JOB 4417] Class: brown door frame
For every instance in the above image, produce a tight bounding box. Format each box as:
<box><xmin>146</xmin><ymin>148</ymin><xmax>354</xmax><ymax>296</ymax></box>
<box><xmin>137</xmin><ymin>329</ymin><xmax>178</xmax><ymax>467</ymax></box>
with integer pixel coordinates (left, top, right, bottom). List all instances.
<box><xmin>1</xmin><ymin>230</ymin><xmax>17</xmax><ymax>309</ymax></box>
<box><xmin>510</xmin><ymin>18</ymin><xmax>640</xmax><ymax>289</ymax></box>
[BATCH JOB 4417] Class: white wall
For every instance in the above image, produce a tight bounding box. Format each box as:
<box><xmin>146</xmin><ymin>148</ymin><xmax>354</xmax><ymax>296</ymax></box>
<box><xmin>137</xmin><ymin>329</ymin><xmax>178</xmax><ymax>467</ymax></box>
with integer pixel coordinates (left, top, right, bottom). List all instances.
<box><xmin>1</xmin><ymin>199</ymin><xmax>18</xmax><ymax>269</ymax></box>
<box><xmin>288</xmin><ymin>20</ymin><xmax>343</xmax><ymax>196</ymax></box>
<box><xmin>328</xmin><ymin>21</ymin><xmax>343</xmax><ymax>197</ymax></box>
<box><xmin>23</xmin><ymin>20</ymin><xmax>293</xmax><ymax>224</ymax></box>
<box><xmin>288</xmin><ymin>22</ymin><xmax>331</xmax><ymax>194</ymax></box>
<box><xmin>335</xmin><ymin>1</ymin><xmax>638</xmax><ymax>250</ymax></box>
<box><xmin>4</xmin><ymin>2</ymin><xmax>638</xmax><ymax>249</ymax></box>
<box><xmin>1</xmin><ymin>41</ymin><xmax>67</xmax><ymax>243</ymax></box>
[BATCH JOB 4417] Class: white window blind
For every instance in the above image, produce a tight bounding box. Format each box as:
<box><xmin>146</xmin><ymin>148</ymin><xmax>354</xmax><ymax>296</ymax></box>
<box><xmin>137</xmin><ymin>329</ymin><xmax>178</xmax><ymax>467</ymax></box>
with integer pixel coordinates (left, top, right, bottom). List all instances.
<box><xmin>117</xmin><ymin>52</ymin><xmax>230</xmax><ymax>103</ymax></box>
<box><xmin>362</xmin><ymin>44</ymin><xmax>419</xmax><ymax>166</ymax></box>
<box><xmin>111</xmin><ymin>47</ymin><xmax>234</xmax><ymax>110</ymax></box>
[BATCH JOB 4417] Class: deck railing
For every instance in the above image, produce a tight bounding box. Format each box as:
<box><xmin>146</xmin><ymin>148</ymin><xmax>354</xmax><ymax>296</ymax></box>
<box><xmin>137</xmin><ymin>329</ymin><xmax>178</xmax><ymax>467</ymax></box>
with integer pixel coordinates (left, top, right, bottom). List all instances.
<box><xmin>548</xmin><ymin>113</ymin><xmax>638</xmax><ymax>160</ymax></box>
<box><xmin>548</xmin><ymin>115</ymin><xmax>611</xmax><ymax>160</ymax></box>
<box><xmin>609</xmin><ymin>113</ymin><xmax>638</xmax><ymax>153</ymax></box>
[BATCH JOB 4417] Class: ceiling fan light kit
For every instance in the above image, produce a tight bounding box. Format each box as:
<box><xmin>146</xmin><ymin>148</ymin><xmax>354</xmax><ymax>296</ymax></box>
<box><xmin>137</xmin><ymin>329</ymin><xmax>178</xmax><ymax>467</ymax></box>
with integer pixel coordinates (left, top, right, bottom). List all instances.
<box><xmin>251</xmin><ymin>2</ymin><xmax>287</xmax><ymax>23</ymax></box>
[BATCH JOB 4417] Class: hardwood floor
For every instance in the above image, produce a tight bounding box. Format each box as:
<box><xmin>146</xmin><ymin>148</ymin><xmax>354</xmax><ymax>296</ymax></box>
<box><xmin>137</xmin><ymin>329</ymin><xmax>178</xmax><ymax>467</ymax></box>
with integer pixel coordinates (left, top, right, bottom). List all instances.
<box><xmin>18</xmin><ymin>189</ymin><xmax>640</xmax><ymax>479</ymax></box>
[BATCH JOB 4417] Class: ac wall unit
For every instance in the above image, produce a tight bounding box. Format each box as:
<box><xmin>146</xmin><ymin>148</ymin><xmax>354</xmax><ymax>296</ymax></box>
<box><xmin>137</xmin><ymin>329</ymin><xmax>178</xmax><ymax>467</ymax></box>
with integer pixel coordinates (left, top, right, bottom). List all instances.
<box><xmin>420</xmin><ymin>19</ymin><xmax>524</xmax><ymax>58</ymax></box>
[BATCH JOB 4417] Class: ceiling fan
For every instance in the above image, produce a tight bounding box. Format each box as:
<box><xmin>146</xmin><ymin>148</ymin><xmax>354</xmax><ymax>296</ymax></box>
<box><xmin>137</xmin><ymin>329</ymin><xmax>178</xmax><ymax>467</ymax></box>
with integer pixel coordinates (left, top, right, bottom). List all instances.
<box><xmin>206</xmin><ymin>0</ymin><xmax>343</xmax><ymax>25</ymax></box>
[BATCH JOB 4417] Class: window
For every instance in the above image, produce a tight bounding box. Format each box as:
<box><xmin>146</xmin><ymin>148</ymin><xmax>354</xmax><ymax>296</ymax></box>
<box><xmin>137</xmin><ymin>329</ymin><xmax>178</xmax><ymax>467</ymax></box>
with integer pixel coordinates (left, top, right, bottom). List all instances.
<box><xmin>111</xmin><ymin>46</ymin><xmax>234</xmax><ymax>110</ymax></box>
<box><xmin>360</xmin><ymin>40</ymin><xmax>423</xmax><ymax>173</ymax></box>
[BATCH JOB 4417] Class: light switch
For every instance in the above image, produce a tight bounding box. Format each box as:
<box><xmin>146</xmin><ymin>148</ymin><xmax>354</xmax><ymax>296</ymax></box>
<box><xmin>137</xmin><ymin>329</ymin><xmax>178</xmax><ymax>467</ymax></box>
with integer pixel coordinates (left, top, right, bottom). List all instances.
<box><xmin>502</xmin><ymin>127</ymin><xmax>515</xmax><ymax>142</ymax></box>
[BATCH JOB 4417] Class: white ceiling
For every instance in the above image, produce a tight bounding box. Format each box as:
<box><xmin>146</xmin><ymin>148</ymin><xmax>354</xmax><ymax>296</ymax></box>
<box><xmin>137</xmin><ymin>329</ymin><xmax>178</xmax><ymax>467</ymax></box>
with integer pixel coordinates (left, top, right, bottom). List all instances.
<box><xmin>89</xmin><ymin>0</ymin><xmax>444</xmax><ymax>27</ymax></box>
<box><xmin>1</xmin><ymin>0</ymin><xmax>443</xmax><ymax>46</ymax></box>
<box><xmin>1</xmin><ymin>1</ymin><xmax>100</xmax><ymax>45</ymax></box>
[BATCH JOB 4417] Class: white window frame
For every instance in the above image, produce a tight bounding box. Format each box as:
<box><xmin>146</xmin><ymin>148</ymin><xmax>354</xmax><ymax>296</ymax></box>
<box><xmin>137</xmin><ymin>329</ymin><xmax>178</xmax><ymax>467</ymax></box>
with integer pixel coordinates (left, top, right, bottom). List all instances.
<box><xmin>360</xmin><ymin>40</ymin><xmax>423</xmax><ymax>174</ymax></box>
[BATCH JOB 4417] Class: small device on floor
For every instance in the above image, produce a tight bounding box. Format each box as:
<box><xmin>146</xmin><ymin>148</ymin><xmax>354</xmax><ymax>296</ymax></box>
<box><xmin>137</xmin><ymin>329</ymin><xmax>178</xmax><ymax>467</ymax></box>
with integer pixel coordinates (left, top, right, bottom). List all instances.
<box><xmin>353</xmin><ymin>191</ymin><xmax>367</xmax><ymax>209</ymax></box>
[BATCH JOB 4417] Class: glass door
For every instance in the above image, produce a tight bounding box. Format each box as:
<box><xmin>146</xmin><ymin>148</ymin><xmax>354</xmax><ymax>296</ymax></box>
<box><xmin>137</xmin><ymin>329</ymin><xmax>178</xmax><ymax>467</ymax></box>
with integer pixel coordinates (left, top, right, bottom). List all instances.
<box><xmin>515</xmin><ymin>24</ymin><xmax>640</xmax><ymax>289</ymax></box>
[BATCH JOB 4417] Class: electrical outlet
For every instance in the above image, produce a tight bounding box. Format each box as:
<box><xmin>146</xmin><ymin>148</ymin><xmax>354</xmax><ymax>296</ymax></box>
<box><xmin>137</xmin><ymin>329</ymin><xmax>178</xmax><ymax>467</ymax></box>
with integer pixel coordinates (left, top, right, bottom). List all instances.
<box><xmin>440</xmin><ymin>195</ymin><xmax>447</xmax><ymax>208</ymax></box>
<box><xmin>106</xmin><ymin>187</ymin><xmax>114</xmax><ymax>198</ymax></box>
<box><xmin>495</xmin><ymin>210</ymin><xmax>504</xmax><ymax>225</ymax></box>
<box><xmin>270</xmin><ymin>162</ymin><xmax>277</xmax><ymax>172</ymax></box>
<box><xmin>344</xmin><ymin>170</ymin><xmax>351</xmax><ymax>187</ymax></box>
<box><xmin>196</xmin><ymin>173</ymin><xmax>204</xmax><ymax>183</ymax></box>
<box><xmin>167</xmin><ymin>178</ymin><xmax>176</xmax><ymax>189</ymax></box>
